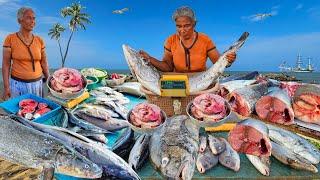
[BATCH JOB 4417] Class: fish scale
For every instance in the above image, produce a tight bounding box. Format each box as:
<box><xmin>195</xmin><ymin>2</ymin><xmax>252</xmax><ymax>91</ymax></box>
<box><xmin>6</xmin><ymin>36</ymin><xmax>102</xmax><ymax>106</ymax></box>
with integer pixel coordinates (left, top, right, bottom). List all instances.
<box><xmin>0</xmin><ymin>117</ymin><xmax>102</xmax><ymax>178</ymax></box>
<box><xmin>149</xmin><ymin>115</ymin><xmax>199</xmax><ymax>180</ymax></box>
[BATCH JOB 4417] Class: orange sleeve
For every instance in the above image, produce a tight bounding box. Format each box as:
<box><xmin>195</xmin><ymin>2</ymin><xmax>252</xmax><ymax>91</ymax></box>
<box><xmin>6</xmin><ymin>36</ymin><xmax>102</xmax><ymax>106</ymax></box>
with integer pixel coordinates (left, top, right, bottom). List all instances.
<box><xmin>3</xmin><ymin>34</ymin><xmax>12</xmax><ymax>48</ymax></box>
<box><xmin>164</xmin><ymin>36</ymin><xmax>172</xmax><ymax>52</ymax></box>
<box><xmin>38</xmin><ymin>36</ymin><xmax>46</xmax><ymax>50</ymax></box>
<box><xmin>206</xmin><ymin>38</ymin><xmax>216</xmax><ymax>53</ymax></box>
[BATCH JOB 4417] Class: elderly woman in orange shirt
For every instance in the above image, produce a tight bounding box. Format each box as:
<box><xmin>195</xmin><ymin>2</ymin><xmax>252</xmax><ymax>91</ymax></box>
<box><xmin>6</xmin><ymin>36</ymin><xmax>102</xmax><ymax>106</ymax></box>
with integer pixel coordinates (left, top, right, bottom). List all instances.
<box><xmin>139</xmin><ymin>6</ymin><xmax>236</xmax><ymax>72</ymax></box>
<box><xmin>2</xmin><ymin>7</ymin><xmax>49</xmax><ymax>100</ymax></box>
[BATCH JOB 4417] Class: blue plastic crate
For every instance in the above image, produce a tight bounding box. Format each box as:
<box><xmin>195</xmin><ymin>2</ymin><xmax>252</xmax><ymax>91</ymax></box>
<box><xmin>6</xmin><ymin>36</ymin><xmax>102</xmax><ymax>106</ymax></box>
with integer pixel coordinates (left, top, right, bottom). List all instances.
<box><xmin>0</xmin><ymin>94</ymin><xmax>61</xmax><ymax>124</ymax></box>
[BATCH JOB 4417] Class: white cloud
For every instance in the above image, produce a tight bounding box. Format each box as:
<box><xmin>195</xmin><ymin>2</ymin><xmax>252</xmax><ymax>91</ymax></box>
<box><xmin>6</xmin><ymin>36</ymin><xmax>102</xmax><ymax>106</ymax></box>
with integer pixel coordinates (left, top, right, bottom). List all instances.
<box><xmin>295</xmin><ymin>3</ymin><xmax>303</xmax><ymax>10</ymax></box>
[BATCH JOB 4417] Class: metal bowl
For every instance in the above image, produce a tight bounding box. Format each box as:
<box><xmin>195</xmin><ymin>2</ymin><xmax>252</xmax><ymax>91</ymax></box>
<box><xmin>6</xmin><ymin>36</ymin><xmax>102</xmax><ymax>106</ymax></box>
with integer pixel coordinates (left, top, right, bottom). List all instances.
<box><xmin>127</xmin><ymin>109</ymin><xmax>167</xmax><ymax>135</ymax></box>
<box><xmin>186</xmin><ymin>100</ymin><xmax>231</xmax><ymax>128</ymax></box>
<box><xmin>104</xmin><ymin>74</ymin><xmax>127</xmax><ymax>87</ymax></box>
<box><xmin>47</xmin><ymin>75</ymin><xmax>87</xmax><ymax>100</ymax></box>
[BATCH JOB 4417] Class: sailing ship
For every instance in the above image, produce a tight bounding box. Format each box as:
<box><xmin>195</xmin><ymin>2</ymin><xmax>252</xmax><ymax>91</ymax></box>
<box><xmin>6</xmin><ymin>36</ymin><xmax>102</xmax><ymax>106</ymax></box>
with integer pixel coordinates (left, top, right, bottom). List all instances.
<box><xmin>279</xmin><ymin>54</ymin><xmax>314</xmax><ymax>73</ymax></box>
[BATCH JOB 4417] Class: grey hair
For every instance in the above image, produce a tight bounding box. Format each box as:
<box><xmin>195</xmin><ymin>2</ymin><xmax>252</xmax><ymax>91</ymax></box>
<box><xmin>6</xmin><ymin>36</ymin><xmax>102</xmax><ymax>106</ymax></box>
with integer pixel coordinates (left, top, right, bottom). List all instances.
<box><xmin>17</xmin><ymin>7</ymin><xmax>33</xmax><ymax>20</ymax></box>
<box><xmin>172</xmin><ymin>6</ymin><xmax>196</xmax><ymax>22</ymax></box>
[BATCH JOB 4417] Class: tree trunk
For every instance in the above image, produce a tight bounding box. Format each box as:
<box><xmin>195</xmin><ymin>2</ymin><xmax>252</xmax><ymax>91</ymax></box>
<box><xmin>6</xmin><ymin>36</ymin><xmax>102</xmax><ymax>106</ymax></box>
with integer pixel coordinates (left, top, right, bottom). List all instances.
<box><xmin>63</xmin><ymin>30</ymin><xmax>74</xmax><ymax>67</ymax></box>
<box><xmin>58</xmin><ymin>39</ymin><xmax>64</xmax><ymax>67</ymax></box>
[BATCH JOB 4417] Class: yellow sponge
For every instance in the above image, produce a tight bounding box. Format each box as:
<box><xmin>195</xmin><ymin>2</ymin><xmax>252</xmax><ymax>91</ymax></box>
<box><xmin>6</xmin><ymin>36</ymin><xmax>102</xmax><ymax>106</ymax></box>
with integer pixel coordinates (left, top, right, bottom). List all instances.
<box><xmin>205</xmin><ymin>123</ymin><xmax>236</xmax><ymax>132</ymax></box>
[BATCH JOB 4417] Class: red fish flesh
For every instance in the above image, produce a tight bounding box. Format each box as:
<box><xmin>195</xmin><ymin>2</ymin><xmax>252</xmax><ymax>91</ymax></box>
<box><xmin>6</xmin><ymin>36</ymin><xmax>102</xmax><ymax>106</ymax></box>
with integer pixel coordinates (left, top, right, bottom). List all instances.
<box><xmin>228</xmin><ymin>83</ymin><xmax>268</xmax><ymax>117</ymax></box>
<box><xmin>293</xmin><ymin>84</ymin><xmax>320</xmax><ymax>125</ymax></box>
<box><xmin>130</xmin><ymin>103</ymin><xmax>163</xmax><ymax>128</ymax></box>
<box><xmin>228</xmin><ymin>119</ymin><xmax>272</xmax><ymax>157</ymax></box>
<box><xmin>191</xmin><ymin>93</ymin><xmax>227</xmax><ymax>121</ymax></box>
<box><xmin>255</xmin><ymin>87</ymin><xmax>294</xmax><ymax>125</ymax></box>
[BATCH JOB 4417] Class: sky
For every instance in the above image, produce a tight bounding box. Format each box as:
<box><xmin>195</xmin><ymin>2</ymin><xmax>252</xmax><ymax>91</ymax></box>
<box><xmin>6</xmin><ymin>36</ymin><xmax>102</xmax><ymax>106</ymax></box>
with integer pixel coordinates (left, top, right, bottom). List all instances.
<box><xmin>0</xmin><ymin>0</ymin><xmax>320</xmax><ymax>72</ymax></box>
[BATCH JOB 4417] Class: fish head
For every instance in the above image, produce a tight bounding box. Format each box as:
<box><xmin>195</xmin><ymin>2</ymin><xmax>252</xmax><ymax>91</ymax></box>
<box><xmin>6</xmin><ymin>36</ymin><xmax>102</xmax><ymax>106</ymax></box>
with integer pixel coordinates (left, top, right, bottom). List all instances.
<box><xmin>160</xmin><ymin>151</ymin><xmax>195</xmax><ymax>180</ymax></box>
<box><xmin>55</xmin><ymin>148</ymin><xmax>102</xmax><ymax>179</ymax></box>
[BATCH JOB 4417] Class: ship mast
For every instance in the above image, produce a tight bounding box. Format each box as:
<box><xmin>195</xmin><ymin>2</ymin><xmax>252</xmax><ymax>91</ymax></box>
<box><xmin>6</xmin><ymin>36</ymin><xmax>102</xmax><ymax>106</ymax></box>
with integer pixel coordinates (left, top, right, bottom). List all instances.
<box><xmin>296</xmin><ymin>53</ymin><xmax>303</xmax><ymax>70</ymax></box>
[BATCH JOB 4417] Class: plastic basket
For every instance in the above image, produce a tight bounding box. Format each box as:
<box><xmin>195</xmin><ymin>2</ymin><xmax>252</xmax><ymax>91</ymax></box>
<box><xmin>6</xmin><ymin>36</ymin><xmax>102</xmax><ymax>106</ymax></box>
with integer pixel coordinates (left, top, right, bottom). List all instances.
<box><xmin>0</xmin><ymin>94</ymin><xmax>61</xmax><ymax>124</ymax></box>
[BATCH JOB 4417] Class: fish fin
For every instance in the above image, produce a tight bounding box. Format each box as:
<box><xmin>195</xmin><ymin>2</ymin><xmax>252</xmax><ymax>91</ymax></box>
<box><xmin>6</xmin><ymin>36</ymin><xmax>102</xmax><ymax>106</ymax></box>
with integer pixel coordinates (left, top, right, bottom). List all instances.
<box><xmin>40</xmin><ymin>167</ymin><xmax>55</xmax><ymax>180</ymax></box>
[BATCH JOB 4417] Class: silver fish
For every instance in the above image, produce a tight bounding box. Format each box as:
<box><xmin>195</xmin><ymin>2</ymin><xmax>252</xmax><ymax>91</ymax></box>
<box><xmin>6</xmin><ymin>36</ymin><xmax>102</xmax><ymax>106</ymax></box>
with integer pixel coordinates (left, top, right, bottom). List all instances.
<box><xmin>75</xmin><ymin>110</ymin><xmax>129</xmax><ymax>131</ymax></box>
<box><xmin>18</xmin><ymin>118</ymin><xmax>141</xmax><ymax>179</ymax></box>
<box><xmin>122</xmin><ymin>32</ymin><xmax>249</xmax><ymax>95</ymax></box>
<box><xmin>149</xmin><ymin>115</ymin><xmax>199</xmax><ymax>180</ymax></box>
<box><xmin>208</xmin><ymin>134</ymin><xmax>226</xmax><ymax>155</ymax></box>
<box><xmin>246</xmin><ymin>154</ymin><xmax>270</xmax><ymax>176</ymax></box>
<box><xmin>122</xmin><ymin>44</ymin><xmax>162</xmax><ymax>95</ymax></box>
<box><xmin>196</xmin><ymin>146</ymin><xmax>219</xmax><ymax>174</ymax></box>
<box><xmin>129</xmin><ymin>134</ymin><xmax>151</xmax><ymax>170</ymax></box>
<box><xmin>199</xmin><ymin>135</ymin><xmax>207</xmax><ymax>153</ymax></box>
<box><xmin>113</xmin><ymin>82</ymin><xmax>146</xmax><ymax>97</ymax></box>
<box><xmin>188</xmin><ymin>32</ymin><xmax>249</xmax><ymax>94</ymax></box>
<box><xmin>271</xmin><ymin>141</ymin><xmax>318</xmax><ymax>173</ymax></box>
<box><xmin>267</xmin><ymin>124</ymin><xmax>320</xmax><ymax>164</ymax></box>
<box><xmin>218</xmin><ymin>138</ymin><xmax>241</xmax><ymax>172</ymax></box>
<box><xmin>218</xmin><ymin>79</ymin><xmax>257</xmax><ymax>98</ymax></box>
<box><xmin>0</xmin><ymin>117</ymin><xmax>102</xmax><ymax>178</ymax></box>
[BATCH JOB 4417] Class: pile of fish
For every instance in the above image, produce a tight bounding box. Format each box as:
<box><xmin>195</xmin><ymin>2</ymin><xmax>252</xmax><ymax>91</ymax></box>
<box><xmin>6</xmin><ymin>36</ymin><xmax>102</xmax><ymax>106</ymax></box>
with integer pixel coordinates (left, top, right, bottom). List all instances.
<box><xmin>190</xmin><ymin>93</ymin><xmax>228</xmax><ymax>121</ymax></box>
<box><xmin>149</xmin><ymin>115</ymin><xmax>199</xmax><ymax>180</ymax></box>
<box><xmin>50</xmin><ymin>68</ymin><xmax>84</xmax><ymax>93</ymax></box>
<box><xmin>129</xmin><ymin>103</ymin><xmax>164</xmax><ymax>128</ymax></box>
<box><xmin>226</xmin><ymin>118</ymin><xmax>320</xmax><ymax>175</ymax></box>
<box><xmin>90</xmin><ymin>86</ymin><xmax>130</xmax><ymax>105</ymax></box>
<box><xmin>15</xmin><ymin>116</ymin><xmax>141</xmax><ymax>179</ymax></box>
<box><xmin>217</xmin><ymin>71</ymin><xmax>320</xmax><ymax>126</ymax></box>
<box><xmin>197</xmin><ymin>133</ymin><xmax>240</xmax><ymax>173</ymax></box>
<box><xmin>0</xmin><ymin>116</ymin><xmax>102</xmax><ymax>179</ymax></box>
<box><xmin>17</xmin><ymin>99</ymin><xmax>51</xmax><ymax>120</ymax></box>
<box><xmin>122</xmin><ymin>32</ymin><xmax>249</xmax><ymax>95</ymax></box>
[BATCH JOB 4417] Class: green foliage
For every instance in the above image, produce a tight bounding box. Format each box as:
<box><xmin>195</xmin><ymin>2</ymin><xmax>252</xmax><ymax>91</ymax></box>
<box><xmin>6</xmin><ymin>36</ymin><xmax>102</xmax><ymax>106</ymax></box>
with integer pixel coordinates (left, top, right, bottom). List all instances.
<box><xmin>48</xmin><ymin>2</ymin><xmax>91</xmax><ymax>67</ymax></box>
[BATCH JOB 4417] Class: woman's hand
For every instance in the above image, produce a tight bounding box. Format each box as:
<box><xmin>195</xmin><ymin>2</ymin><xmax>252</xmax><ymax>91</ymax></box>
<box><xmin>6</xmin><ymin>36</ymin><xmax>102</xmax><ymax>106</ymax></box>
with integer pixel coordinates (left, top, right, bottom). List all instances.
<box><xmin>226</xmin><ymin>52</ymin><xmax>236</xmax><ymax>64</ymax></box>
<box><xmin>2</xmin><ymin>88</ymin><xmax>11</xmax><ymax>101</ymax></box>
<box><xmin>138</xmin><ymin>50</ymin><xmax>151</xmax><ymax>63</ymax></box>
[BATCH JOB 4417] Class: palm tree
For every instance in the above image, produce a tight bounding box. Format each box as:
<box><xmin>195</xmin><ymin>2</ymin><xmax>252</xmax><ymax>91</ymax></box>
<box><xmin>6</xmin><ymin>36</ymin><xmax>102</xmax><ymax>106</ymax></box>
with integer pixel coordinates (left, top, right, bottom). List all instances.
<box><xmin>48</xmin><ymin>23</ymin><xmax>65</xmax><ymax>66</ymax></box>
<box><xmin>61</xmin><ymin>2</ymin><xmax>91</xmax><ymax>66</ymax></box>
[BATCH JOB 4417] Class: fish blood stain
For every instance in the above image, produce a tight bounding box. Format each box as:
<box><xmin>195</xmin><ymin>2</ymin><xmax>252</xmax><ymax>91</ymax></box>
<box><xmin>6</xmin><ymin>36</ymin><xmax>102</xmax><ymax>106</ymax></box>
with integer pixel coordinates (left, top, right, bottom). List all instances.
<box><xmin>260</xmin><ymin>139</ymin><xmax>268</xmax><ymax>154</ymax></box>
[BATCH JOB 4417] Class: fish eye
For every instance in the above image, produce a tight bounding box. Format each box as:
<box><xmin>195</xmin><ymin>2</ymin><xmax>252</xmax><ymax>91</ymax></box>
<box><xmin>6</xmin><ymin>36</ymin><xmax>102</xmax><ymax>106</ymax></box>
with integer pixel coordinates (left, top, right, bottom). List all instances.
<box><xmin>84</xmin><ymin>164</ymin><xmax>89</xmax><ymax>169</ymax></box>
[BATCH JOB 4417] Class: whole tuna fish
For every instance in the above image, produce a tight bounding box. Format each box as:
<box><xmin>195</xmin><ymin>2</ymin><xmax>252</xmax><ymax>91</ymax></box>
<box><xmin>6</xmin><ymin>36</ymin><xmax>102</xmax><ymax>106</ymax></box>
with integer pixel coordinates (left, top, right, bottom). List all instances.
<box><xmin>0</xmin><ymin>117</ymin><xmax>102</xmax><ymax>179</ymax></box>
<box><xmin>267</xmin><ymin>124</ymin><xmax>320</xmax><ymax>164</ymax></box>
<box><xmin>293</xmin><ymin>84</ymin><xmax>320</xmax><ymax>125</ymax></box>
<box><xmin>228</xmin><ymin>83</ymin><xmax>268</xmax><ymax>117</ymax></box>
<box><xmin>228</xmin><ymin>119</ymin><xmax>272</xmax><ymax>157</ymax></box>
<box><xmin>128</xmin><ymin>134</ymin><xmax>151</xmax><ymax>170</ymax></box>
<box><xmin>17</xmin><ymin>118</ymin><xmax>141</xmax><ymax>180</ymax></box>
<box><xmin>246</xmin><ymin>154</ymin><xmax>270</xmax><ymax>176</ymax></box>
<box><xmin>271</xmin><ymin>141</ymin><xmax>318</xmax><ymax>173</ymax></box>
<box><xmin>255</xmin><ymin>87</ymin><xmax>295</xmax><ymax>125</ymax></box>
<box><xmin>218</xmin><ymin>138</ymin><xmax>241</xmax><ymax>172</ymax></box>
<box><xmin>149</xmin><ymin>115</ymin><xmax>199</xmax><ymax>180</ymax></box>
<box><xmin>123</xmin><ymin>32</ymin><xmax>249</xmax><ymax>95</ymax></box>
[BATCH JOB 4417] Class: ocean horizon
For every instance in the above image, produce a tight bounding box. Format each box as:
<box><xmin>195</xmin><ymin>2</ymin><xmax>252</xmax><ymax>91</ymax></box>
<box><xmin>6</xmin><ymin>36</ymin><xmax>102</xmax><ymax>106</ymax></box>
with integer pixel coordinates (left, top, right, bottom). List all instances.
<box><xmin>0</xmin><ymin>68</ymin><xmax>319</xmax><ymax>96</ymax></box>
